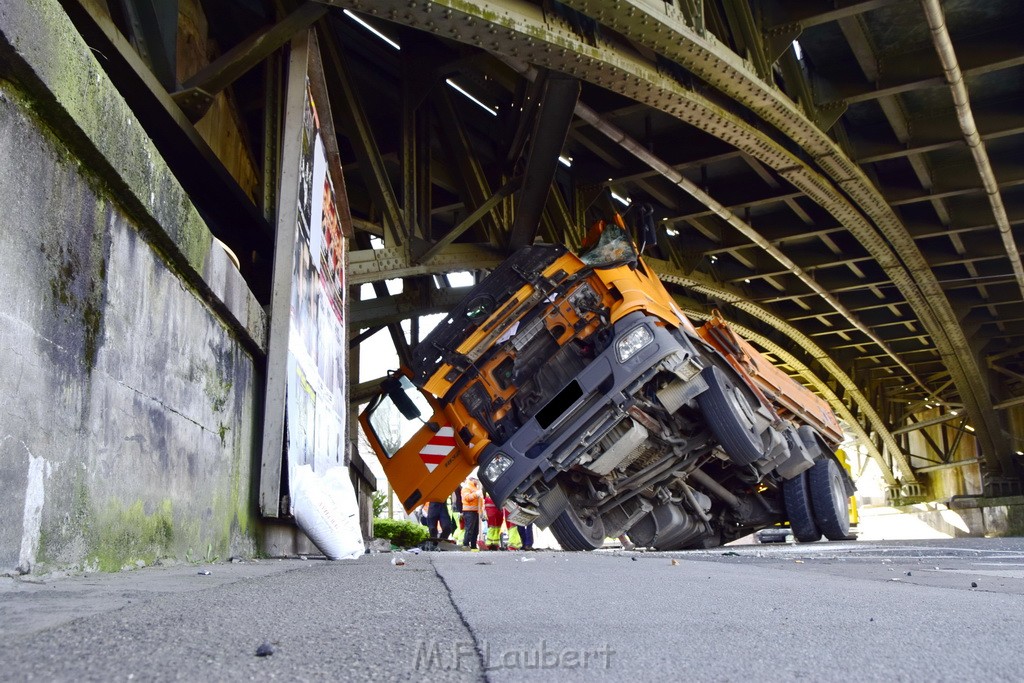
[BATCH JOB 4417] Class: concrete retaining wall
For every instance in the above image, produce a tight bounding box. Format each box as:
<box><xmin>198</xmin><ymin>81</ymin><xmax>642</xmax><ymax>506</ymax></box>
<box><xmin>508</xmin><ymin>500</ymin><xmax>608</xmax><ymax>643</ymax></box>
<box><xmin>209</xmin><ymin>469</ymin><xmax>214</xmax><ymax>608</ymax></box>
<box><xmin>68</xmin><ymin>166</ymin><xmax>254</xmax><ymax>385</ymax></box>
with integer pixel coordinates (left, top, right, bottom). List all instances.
<box><xmin>886</xmin><ymin>498</ymin><xmax>1024</xmax><ymax>538</ymax></box>
<box><xmin>0</xmin><ymin>1</ymin><xmax>268</xmax><ymax>573</ymax></box>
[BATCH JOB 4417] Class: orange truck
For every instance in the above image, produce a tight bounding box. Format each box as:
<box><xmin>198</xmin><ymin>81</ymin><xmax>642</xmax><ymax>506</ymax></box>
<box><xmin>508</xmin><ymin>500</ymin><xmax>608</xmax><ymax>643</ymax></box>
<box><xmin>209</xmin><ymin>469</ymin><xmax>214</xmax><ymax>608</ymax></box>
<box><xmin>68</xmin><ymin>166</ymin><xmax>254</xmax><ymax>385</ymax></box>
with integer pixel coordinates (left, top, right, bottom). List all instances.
<box><xmin>361</xmin><ymin>218</ymin><xmax>854</xmax><ymax>549</ymax></box>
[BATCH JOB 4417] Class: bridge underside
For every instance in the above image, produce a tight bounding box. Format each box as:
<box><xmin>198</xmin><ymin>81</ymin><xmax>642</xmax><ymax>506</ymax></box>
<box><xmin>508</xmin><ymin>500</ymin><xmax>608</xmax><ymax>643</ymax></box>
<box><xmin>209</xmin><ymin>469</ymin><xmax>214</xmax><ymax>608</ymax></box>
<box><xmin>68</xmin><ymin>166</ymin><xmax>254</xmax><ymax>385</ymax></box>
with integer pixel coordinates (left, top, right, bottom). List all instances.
<box><xmin>65</xmin><ymin>0</ymin><xmax>1024</xmax><ymax>501</ymax></box>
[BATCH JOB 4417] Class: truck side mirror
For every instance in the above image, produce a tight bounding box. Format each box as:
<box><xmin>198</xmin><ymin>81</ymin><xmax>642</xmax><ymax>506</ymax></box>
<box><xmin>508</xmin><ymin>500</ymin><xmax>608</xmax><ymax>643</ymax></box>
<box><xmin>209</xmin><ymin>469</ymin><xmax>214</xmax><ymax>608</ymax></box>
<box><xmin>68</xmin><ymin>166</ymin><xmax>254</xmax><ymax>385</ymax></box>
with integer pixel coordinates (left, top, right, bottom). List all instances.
<box><xmin>382</xmin><ymin>375</ymin><xmax>421</xmax><ymax>421</ymax></box>
<box><xmin>637</xmin><ymin>203</ymin><xmax>657</xmax><ymax>254</ymax></box>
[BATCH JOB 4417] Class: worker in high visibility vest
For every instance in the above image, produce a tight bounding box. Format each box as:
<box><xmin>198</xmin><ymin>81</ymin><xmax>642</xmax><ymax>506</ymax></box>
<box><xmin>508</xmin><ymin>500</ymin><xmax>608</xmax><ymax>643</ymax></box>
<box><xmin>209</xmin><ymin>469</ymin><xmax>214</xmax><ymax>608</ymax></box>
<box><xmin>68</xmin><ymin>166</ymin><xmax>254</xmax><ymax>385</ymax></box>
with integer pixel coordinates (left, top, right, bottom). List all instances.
<box><xmin>460</xmin><ymin>477</ymin><xmax>484</xmax><ymax>550</ymax></box>
<box><xmin>484</xmin><ymin>495</ymin><xmax>503</xmax><ymax>550</ymax></box>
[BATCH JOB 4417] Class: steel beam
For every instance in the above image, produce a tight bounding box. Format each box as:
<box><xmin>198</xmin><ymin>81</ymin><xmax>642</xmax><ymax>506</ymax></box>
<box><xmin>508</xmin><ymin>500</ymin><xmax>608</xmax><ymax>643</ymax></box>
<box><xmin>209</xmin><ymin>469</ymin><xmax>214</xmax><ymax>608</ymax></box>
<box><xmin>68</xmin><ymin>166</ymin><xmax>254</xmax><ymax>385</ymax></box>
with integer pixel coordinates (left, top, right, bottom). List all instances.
<box><xmin>921</xmin><ymin>0</ymin><xmax>1024</xmax><ymax>317</ymax></box>
<box><xmin>855</xmin><ymin>118</ymin><xmax>1024</xmax><ymax>165</ymax></box>
<box><xmin>822</xmin><ymin>37</ymin><xmax>1024</xmax><ymax>106</ymax></box>
<box><xmin>764</xmin><ymin>0</ymin><xmax>902</xmax><ymax>31</ymax></box>
<box><xmin>415</xmin><ymin>176</ymin><xmax>522</xmax><ymax>264</ymax></box>
<box><xmin>507</xmin><ymin>71</ymin><xmax>580</xmax><ymax>250</ymax></box>
<box><xmin>354</xmin><ymin>235</ymin><xmax>413</xmax><ymax>367</ymax></box>
<box><xmin>351</xmin><ymin>287</ymin><xmax>468</xmax><ymax>328</ymax></box>
<box><xmin>173</xmin><ymin>3</ymin><xmax>328</xmax><ymax>121</ymax></box>
<box><xmin>321</xmin><ymin>35</ymin><xmax>405</xmax><ymax>247</ymax></box>
<box><xmin>544</xmin><ymin>181</ymin><xmax>583</xmax><ymax>249</ymax></box>
<box><xmin>352</xmin><ymin>378</ymin><xmax>386</xmax><ymax>405</ymax></box>
<box><xmin>401</xmin><ymin>32</ymin><xmax>434</xmax><ymax>245</ymax></box>
<box><xmin>432</xmin><ymin>87</ymin><xmax>503</xmax><ymax>243</ymax></box>
<box><xmin>915</xmin><ymin>458</ymin><xmax>979</xmax><ymax>474</ymax></box>
<box><xmin>348</xmin><ymin>243</ymin><xmax>502</xmax><ymax>285</ymax></box>
<box><xmin>349</xmin><ymin>325</ymin><xmax>382</xmax><ymax>348</ymax></box>
<box><xmin>121</xmin><ymin>0</ymin><xmax>178</xmax><ymax>90</ymax></box>
<box><xmin>720</xmin><ymin>0</ymin><xmax>772</xmax><ymax>81</ymax></box>
<box><xmin>259</xmin><ymin>30</ymin><xmax>311</xmax><ymax>517</ymax></box>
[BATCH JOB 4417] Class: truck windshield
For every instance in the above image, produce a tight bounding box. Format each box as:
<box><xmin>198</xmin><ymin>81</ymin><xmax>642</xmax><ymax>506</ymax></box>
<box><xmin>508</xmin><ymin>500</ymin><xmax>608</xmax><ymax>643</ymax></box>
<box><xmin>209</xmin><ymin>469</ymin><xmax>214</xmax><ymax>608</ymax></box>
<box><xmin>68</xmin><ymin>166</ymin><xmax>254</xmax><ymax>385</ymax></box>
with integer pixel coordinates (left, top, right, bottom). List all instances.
<box><xmin>579</xmin><ymin>223</ymin><xmax>638</xmax><ymax>267</ymax></box>
<box><xmin>367</xmin><ymin>375</ymin><xmax>433</xmax><ymax>457</ymax></box>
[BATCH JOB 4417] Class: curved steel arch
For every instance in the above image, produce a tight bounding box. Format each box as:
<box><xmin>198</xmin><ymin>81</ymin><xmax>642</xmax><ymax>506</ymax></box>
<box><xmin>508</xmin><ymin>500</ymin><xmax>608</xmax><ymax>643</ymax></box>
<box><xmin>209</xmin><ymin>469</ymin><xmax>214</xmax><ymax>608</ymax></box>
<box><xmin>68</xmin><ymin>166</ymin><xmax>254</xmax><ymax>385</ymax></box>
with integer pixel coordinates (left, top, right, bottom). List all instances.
<box><xmin>561</xmin><ymin>0</ymin><xmax>1008</xmax><ymax>478</ymax></box>
<box><xmin>322</xmin><ymin>0</ymin><xmax>1006</xmax><ymax>476</ymax></box>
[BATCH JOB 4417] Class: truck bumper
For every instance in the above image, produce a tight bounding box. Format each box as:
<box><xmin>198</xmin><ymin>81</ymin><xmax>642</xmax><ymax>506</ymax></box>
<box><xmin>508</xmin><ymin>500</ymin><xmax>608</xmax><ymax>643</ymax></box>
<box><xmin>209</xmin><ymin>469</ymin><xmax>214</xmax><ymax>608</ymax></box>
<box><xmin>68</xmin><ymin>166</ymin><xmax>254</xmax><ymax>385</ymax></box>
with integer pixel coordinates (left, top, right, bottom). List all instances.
<box><xmin>479</xmin><ymin>311</ymin><xmax>700</xmax><ymax>511</ymax></box>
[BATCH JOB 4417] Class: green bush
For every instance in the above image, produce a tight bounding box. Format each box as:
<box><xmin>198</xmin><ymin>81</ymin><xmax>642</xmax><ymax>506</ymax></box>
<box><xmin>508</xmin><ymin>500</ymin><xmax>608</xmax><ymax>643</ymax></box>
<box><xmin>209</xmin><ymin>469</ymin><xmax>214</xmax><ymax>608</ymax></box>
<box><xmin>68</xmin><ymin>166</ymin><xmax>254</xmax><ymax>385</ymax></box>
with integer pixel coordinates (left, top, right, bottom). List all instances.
<box><xmin>373</xmin><ymin>518</ymin><xmax>428</xmax><ymax>547</ymax></box>
<box><xmin>371</xmin><ymin>491</ymin><xmax>387</xmax><ymax>517</ymax></box>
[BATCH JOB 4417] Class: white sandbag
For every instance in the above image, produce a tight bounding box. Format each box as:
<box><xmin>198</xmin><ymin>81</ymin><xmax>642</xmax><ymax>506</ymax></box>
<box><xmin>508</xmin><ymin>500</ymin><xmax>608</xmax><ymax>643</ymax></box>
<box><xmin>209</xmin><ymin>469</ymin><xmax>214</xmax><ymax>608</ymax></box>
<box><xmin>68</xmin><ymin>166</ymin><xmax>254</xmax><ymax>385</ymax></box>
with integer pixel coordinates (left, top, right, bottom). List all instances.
<box><xmin>290</xmin><ymin>464</ymin><xmax>363</xmax><ymax>560</ymax></box>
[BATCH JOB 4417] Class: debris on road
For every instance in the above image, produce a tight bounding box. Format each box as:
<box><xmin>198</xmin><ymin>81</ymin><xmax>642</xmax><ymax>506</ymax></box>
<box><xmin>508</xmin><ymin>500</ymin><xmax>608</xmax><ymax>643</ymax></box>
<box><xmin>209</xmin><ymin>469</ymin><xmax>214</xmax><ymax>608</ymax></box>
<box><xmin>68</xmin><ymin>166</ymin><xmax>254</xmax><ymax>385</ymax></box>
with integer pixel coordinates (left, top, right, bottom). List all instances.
<box><xmin>391</xmin><ymin>557</ymin><xmax>406</xmax><ymax>566</ymax></box>
<box><xmin>670</xmin><ymin>559</ymin><xmax>679</xmax><ymax>566</ymax></box>
<box><xmin>971</xmin><ymin>581</ymin><xmax>978</xmax><ymax>588</ymax></box>
<box><xmin>197</xmin><ymin>570</ymin><xmax>211</xmax><ymax>576</ymax></box>
<box><xmin>255</xmin><ymin>642</ymin><xmax>275</xmax><ymax>657</ymax></box>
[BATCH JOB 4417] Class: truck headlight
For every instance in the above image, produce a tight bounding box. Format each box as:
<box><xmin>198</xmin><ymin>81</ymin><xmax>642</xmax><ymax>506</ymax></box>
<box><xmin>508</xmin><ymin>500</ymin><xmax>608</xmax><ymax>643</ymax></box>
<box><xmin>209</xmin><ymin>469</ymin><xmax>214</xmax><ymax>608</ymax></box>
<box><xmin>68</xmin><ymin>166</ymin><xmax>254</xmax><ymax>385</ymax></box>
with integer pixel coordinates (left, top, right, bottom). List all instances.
<box><xmin>482</xmin><ymin>452</ymin><xmax>514</xmax><ymax>483</ymax></box>
<box><xmin>616</xmin><ymin>325</ymin><xmax>654</xmax><ymax>363</ymax></box>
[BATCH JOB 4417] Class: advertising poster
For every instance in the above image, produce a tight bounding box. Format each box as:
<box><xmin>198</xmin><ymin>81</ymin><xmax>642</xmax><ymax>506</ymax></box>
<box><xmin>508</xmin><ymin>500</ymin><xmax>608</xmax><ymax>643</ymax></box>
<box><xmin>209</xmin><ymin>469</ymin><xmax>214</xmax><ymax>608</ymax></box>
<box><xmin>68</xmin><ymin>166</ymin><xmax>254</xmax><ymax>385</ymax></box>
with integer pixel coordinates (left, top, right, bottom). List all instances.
<box><xmin>261</xmin><ymin>31</ymin><xmax>360</xmax><ymax>557</ymax></box>
<box><xmin>287</xmin><ymin>83</ymin><xmax>348</xmax><ymax>477</ymax></box>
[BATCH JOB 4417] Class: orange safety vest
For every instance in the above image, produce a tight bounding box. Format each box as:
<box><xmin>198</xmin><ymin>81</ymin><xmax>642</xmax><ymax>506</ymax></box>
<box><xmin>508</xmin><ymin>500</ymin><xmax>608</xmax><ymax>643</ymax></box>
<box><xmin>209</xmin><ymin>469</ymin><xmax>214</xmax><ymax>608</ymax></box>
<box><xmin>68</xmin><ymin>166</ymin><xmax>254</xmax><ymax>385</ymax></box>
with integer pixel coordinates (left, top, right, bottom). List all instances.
<box><xmin>460</xmin><ymin>481</ymin><xmax>484</xmax><ymax>514</ymax></box>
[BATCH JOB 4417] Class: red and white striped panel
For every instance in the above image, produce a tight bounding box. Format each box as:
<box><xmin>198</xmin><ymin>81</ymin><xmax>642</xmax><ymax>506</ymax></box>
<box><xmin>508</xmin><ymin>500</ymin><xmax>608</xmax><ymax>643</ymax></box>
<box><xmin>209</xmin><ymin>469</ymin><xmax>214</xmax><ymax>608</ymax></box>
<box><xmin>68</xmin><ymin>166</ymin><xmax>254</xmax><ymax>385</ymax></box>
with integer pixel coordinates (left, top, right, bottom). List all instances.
<box><xmin>419</xmin><ymin>425</ymin><xmax>455</xmax><ymax>472</ymax></box>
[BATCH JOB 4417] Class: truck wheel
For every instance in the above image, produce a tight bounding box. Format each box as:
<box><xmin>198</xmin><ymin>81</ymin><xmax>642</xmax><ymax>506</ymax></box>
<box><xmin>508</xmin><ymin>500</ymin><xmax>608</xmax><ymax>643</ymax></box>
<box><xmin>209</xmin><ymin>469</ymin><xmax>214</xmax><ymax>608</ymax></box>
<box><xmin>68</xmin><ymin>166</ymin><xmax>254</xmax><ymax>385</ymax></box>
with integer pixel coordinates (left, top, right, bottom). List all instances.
<box><xmin>551</xmin><ymin>506</ymin><xmax>606</xmax><ymax>551</ymax></box>
<box><xmin>696</xmin><ymin>365</ymin><xmax>766</xmax><ymax>466</ymax></box>
<box><xmin>808</xmin><ymin>458</ymin><xmax>851</xmax><ymax>541</ymax></box>
<box><xmin>782</xmin><ymin>471</ymin><xmax>821</xmax><ymax>542</ymax></box>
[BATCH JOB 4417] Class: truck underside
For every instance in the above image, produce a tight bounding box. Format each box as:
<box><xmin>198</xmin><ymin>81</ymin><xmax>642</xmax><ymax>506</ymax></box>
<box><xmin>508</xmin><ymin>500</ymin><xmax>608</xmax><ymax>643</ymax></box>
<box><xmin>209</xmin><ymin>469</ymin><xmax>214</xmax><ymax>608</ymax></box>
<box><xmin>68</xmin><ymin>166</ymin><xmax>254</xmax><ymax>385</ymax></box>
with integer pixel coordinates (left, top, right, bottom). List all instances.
<box><xmin>362</xmin><ymin>224</ymin><xmax>854</xmax><ymax>550</ymax></box>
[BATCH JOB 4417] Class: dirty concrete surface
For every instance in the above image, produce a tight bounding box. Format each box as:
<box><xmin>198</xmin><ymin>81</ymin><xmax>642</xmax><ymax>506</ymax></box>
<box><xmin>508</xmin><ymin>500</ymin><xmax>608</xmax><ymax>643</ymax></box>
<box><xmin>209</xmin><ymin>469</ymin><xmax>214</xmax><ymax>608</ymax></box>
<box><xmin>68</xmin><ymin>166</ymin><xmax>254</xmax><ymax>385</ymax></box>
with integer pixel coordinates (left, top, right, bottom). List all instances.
<box><xmin>3</xmin><ymin>538</ymin><xmax>1024</xmax><ymax>681</ymax></box>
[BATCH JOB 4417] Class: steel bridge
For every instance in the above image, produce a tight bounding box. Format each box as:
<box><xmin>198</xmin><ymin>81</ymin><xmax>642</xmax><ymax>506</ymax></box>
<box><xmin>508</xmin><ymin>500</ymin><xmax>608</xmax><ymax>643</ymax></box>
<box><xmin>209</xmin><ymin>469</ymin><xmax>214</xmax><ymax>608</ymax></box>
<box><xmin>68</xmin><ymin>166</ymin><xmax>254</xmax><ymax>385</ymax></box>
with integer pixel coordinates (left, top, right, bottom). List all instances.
<box><xmin>63</xmin><ymin>0</ymin><xmax>1024</xmax><ymax>501</ymax></box>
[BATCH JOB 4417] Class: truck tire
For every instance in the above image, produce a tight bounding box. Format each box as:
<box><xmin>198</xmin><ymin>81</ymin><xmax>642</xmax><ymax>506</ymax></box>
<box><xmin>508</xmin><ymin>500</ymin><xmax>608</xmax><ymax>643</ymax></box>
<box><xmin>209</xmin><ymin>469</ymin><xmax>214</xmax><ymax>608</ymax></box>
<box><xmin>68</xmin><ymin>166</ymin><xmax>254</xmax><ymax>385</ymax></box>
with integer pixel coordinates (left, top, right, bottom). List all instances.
<box><xmin>696</xmin><ymin>365</ymin><xmax>766</xmax><ymax>466</ymax></box>
<box><xmin>782</xmin><ymin>471</ymin><xmax>821</xmax><ymax>543</ymax></box>
<box><xmin>551</xmin><ymin>506</ymin><xmax>606</xmax><ymax>551</ymax></box>
<box><xmin>808</xmin><ymin>458</ymin><xmax>852</xmax><ymax>541</ymax></box>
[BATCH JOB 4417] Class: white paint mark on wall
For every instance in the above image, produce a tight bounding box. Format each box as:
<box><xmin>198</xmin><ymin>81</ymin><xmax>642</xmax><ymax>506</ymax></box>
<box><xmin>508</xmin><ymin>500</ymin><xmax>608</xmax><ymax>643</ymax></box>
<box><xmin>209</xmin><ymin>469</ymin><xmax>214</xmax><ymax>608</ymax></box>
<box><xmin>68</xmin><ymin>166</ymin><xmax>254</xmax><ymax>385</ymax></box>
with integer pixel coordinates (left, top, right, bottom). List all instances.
<box><xmin>18</xmin><ymin>447</ymin><xmax>46</xmax><ymax>573</ymax></box>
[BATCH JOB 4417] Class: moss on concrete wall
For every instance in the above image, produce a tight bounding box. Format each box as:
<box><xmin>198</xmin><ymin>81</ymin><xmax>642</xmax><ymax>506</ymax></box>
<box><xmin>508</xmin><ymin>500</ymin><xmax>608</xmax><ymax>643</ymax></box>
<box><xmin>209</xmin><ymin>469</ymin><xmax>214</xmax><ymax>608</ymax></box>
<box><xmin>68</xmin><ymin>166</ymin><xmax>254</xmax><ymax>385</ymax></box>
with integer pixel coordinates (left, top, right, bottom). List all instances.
<box><xmin>87</xmin><ymin>499</ymin><xmax>175</xmax><ymax>572</ymax></box>
<box><xmin>0</xmin><ymin>1</ymin><xmax>264</xmax><ymax>574</ymax></box>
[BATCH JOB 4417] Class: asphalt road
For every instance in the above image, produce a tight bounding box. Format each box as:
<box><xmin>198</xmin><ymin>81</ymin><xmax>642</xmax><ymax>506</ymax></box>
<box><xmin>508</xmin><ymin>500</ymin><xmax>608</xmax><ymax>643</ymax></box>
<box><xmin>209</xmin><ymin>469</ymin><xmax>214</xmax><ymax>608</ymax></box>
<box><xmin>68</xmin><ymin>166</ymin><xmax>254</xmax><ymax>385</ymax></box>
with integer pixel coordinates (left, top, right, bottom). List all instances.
<box><xmin>3</xmin><ymin>538</ymin><xmax>1024</xmax><ymax>681</ymax></box>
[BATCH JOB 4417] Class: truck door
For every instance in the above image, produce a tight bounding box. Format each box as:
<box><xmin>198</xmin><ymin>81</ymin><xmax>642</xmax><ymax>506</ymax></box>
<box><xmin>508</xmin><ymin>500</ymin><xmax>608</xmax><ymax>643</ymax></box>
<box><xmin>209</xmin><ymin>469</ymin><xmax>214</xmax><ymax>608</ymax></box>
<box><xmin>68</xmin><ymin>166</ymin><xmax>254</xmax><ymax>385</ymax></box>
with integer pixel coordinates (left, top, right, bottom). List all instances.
<box><xmin>359</xmin><ymin>371</ymin><xmax>475</xmax><ymax>512</ymax></box>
